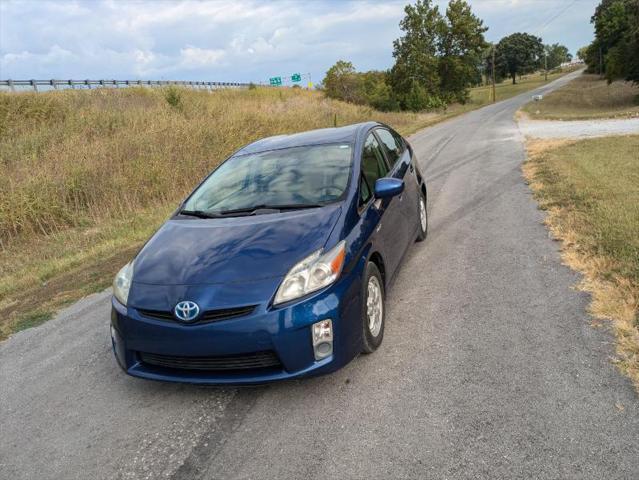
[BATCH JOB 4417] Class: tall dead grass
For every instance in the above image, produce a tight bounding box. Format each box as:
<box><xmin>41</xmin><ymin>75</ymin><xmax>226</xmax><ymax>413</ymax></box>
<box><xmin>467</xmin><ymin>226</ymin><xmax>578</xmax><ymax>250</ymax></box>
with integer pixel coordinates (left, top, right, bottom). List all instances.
<box><xmin>0</xmin><ymin>86</ymin><xmax>434</xmax><ymax>250</ymax></box>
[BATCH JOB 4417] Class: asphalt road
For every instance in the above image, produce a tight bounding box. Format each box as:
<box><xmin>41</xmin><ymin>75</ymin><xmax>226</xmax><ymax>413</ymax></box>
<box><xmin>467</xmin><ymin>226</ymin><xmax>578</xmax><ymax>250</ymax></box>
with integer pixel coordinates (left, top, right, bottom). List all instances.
<box><xmin>2</xmin><ymin>70</ymin><xmax>638</xmax><ymax>480</ymax></box>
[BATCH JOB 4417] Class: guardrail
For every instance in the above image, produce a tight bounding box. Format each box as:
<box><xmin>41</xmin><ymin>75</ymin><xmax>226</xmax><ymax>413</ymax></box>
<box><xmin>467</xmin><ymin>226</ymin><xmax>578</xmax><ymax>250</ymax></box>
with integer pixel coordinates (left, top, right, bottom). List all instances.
<box><xmin>0</xmin><ymin>79</ymin><xmax>252</xmax><ymax>92</ymax></box>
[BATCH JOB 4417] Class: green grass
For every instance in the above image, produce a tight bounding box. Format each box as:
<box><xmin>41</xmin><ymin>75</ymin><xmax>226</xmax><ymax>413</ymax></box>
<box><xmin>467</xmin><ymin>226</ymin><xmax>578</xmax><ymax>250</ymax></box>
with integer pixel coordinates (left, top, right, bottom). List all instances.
<box><xmin>0</xmin><ymin>70</ymin><xmax>576</xmax><ymax>339</ymax></box>
<box><xmin>522</xmin><ymin>73</ymin><xmax>639</xmax><ymax>120</ymax></box>
<box><xmin>524</xmin><ymin>135</ymin><xmax>639</xmax><ymax>388</ymax></box>
<box><xmin>469</xmin><ymin>69</ymin><xmax>579</xmax><ymax>105</ymax></box>
<box><xmin>528</xmin><ymin>136</ymin><xmax>639</xmax><ymax>281</ymax></box>
<box><xmin>15</xmin><ymin>310</ymin><xmax>54</xmax><ymax>333</ymax></box>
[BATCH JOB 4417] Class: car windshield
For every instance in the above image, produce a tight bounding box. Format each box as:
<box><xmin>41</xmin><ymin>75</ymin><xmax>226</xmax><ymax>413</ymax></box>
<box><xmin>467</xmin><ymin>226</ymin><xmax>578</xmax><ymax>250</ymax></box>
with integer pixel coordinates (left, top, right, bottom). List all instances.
<box><xmin>182</xmin><ymin>143</ymin><xmax>352</xmax><ymax>214</ymax></box>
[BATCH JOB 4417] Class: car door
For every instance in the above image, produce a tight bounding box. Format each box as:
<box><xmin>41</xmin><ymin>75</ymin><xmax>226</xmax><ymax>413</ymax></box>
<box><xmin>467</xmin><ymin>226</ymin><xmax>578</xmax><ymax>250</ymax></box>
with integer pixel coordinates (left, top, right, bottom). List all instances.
<box><xmin>375</xmin><ymin>127</ymin><xmax>419</xmax><ymax>240</ymax></box>
<box><xmin>360</xmin><ymin>132</ymin><xmax>405</xmax><ymax>278</ymax></box>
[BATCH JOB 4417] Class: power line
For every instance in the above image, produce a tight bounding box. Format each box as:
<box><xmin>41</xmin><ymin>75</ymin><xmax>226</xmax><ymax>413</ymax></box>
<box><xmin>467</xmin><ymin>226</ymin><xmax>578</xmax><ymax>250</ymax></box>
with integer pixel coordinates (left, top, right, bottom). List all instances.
<box><xmin>535</xmin><ymin>0</ymin><xmax>579</xmax><ymax>35</ymax></box>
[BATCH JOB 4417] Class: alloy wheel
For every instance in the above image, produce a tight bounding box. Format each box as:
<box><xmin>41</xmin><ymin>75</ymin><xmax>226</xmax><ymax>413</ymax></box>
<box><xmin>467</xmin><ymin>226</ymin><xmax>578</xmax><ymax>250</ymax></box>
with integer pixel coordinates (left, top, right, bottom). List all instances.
<box><xmin>419</xmin><ymin>197</ymin><xmax>427</xmax><ymax>233</ymax></box>
<box><xmin>367</xmin><ymin>275</ymin><xmax>383</xmax><ymax>337</ymax></box>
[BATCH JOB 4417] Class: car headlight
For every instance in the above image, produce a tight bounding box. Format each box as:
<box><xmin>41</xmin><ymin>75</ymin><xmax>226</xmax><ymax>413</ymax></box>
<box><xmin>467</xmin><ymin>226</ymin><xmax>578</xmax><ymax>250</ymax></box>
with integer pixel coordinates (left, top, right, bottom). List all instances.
<box><xmin>274</xmin><ymin>241</ymin><xmax>346</xmax><ymax>305</ymax></box>
<box><xmin>113</xmin><ymin>262</ymin><xmax>134</xmax><ymax>306</ymax></box>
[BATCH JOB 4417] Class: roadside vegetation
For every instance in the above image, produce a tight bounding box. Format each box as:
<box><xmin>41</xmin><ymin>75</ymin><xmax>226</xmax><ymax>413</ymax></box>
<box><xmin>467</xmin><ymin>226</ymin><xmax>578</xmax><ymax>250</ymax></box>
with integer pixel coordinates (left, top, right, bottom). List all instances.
<box><xmin>578</xmin><ymin>0</ymin><xmax>639</xmax><ymax>85</ymax></box>
<box><xmin>522</xmin><ymin>73</ymin><xmax>639</xmax><ymax>120</ymax></box>
<box><xmin>523</xmin><ymin>136</ymin><xmax>639</xmax><ymax>388</ymax></box>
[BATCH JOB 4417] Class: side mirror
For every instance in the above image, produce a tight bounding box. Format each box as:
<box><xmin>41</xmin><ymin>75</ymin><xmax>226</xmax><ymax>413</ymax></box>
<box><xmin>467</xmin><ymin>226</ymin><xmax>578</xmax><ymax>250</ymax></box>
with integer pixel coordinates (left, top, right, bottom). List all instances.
<box><xmin>374</xmin><ymin>178</ymin><xmax>404</xmax><ymax>199</ymax></box>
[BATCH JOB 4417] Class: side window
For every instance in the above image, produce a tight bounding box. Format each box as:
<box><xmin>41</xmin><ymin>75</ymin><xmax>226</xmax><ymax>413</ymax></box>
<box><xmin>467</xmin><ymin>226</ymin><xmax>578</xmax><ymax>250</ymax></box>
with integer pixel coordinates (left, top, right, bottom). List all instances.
<box><xmin>375</xmin><ymin>128</ymin><xmax>404</xmax><ymax>167</ymax></box>
<box><xmin>361</xmin><ymin>133</ymin><xmax>389</xmax><ymax>191</ymax></box>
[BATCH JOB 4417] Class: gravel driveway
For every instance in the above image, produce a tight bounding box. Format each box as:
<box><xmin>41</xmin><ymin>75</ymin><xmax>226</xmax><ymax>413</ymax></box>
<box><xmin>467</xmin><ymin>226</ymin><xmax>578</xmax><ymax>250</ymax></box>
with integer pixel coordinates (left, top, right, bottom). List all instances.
<box><xmin>518</xmin><ymin>115</ymin><xmax>639</xmax><ymax>139</ymax></box>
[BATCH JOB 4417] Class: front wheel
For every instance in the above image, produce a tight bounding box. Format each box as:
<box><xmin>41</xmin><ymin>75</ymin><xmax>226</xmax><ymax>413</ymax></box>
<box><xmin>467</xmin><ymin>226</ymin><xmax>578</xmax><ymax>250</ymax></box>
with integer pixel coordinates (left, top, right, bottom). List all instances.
<box><xmin>416</xmin><ymin>193</ymin><xmax>428</xmax><ymax>242</ymax></box>
<box><xmin>361</xmin><ymin>262</ymin><xmax>385</xmax><ymax>354</ymax></box>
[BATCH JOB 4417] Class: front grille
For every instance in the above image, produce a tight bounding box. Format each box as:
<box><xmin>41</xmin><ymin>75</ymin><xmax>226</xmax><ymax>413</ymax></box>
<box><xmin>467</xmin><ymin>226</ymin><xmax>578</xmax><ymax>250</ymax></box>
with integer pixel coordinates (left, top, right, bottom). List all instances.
<box><xmin>138</xmin><ymin>309</ymin><xmax>174</xmax><ymax>321</ymax></box>
<box><xmin>138</xmin><ymin>305</ymin><xmax>256</xmax><ymax>324</ymax></box>
<box><xmin>138</xmin><ymin>350</ymin><xmax>282</xmax><ymax>372</ymax></box>
<box><xmin>201</xmin><ymin>306</ymin><xmax>256</xmax><ymax>322</ymax></box>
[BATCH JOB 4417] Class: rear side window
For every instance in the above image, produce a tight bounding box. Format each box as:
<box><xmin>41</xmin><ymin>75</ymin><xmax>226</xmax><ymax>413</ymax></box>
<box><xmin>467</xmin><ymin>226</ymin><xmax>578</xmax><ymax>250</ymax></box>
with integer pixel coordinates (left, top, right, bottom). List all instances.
<box><xmin>375</xmin><ymin>128</ymin><xmax>405</xmax><ymax>167</ymax></box>
<box><xmin>359</xmin><ymin>176</ymin><xmax>372</xmax><ymax>204</ymax></box>
<box><xmin>361</xmin><ymin>134</ymin><xmax>389</xmax><ymax>189</ymax></box>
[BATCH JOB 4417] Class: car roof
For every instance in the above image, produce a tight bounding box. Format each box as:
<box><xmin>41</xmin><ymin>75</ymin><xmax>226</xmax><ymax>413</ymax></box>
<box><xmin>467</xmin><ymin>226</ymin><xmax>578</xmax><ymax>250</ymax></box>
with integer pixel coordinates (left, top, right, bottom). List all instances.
<box><xmin>234</xmin><ymin>121</ymin><xmax>383</xmax><ymax>156</ymax></box>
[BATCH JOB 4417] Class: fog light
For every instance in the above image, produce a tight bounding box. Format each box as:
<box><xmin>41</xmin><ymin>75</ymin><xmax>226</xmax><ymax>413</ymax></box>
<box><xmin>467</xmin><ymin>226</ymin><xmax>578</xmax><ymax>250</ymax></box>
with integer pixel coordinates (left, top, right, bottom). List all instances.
<box><xmin>312</xmin><ymin>319</ymin><xmax>333</xmax><ymax>360</ymax></box>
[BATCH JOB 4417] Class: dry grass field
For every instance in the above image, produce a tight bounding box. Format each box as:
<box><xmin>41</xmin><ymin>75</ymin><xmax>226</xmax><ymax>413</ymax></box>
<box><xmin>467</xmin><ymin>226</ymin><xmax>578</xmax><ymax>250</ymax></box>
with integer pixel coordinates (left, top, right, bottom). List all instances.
<box><xmin>0</xmin><ymin>87</ymin><xmax>437</xmax><ymax>246</ymax></box>
<box><xmin>521</xmin><ymin>73</ymin><xmax>639</xmax><ymax>120</ymax></box>
<box><xmin>524</xmin><ymin>136</ymin><xmax>639</xmax><ymax>388</ymax></box>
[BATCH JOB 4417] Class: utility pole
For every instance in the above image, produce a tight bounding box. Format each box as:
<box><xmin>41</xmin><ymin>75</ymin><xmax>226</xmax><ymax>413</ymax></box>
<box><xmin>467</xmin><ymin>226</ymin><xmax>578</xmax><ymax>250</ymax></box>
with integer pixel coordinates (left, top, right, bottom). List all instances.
<box><xmin>491</xmin><ymin>45</ymin><xmax>496</xmax><ymax>103</ymax></box>
<box><xmin>599</xmin><ymin>46</ymin><xmax>603</xmax><ymax>77</ymax></box>
<box><xmin>544</xmin><ymin>51</ymin><xmax>548</xmax><ymax>81</ymax></box>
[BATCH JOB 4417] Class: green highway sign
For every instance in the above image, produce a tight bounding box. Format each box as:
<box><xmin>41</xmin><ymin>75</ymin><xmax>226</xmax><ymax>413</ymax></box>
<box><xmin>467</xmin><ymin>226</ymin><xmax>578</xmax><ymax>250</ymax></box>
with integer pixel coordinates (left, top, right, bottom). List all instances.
<box><xmin>291</xmin><ymin>73</ymin><xmax>302</xmax><ymax>82</ymax></box>
<box><xmin>269</xmin><ymin>77</ymin><xmax>282</xmax><ymax>86</ymax></box>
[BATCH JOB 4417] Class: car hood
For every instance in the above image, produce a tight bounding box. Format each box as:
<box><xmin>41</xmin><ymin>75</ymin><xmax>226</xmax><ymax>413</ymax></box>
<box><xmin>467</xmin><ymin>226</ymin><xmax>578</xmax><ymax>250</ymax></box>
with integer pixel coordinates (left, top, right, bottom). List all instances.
<box><xmin>132</xmin><ymin>205</ymin><xmax>342</xmax><ymax>286</ymax></box>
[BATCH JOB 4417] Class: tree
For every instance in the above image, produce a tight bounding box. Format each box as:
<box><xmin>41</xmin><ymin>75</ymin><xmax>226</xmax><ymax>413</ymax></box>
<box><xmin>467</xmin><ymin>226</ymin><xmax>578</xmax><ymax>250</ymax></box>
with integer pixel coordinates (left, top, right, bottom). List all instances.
<box><xmin>481</xmin><ymin>42</ymin><xmax>504</xmax><ymax>85</ymax></box>
<box><xmin>578</xmin><ymin>42</ymin><xmax>601</xmax><ymax>73</ymax></box>
<box><xmin>389</xmin><ymin>0</ymin><xmax>444</xmax><ymax>110</ymax></box>
<box><xmin>359</xmin><ymin>71</ymin><xmax>400</xmax><ymax>111</ymax></box>
<box><xmin>403</xmin><ymin>80</ymin><xmax>432</xmax><ymax>111</ymax></box>
<box><xmin>323</xmin><ymin>1</ymin><xmax>491</xmax><ymax>111</ymax></box>
<box><xmin>437</xmin><ymin>0</ymin><xmax>488</xmax><ymax>102</ymax></box>
<box><xmin>495</xmin><ymin>33</ymin><xmax>545</xmax><ymax>84</ymax></box>
<box><xmin>577</xmin><ymin>46</ymin><xmax>589</xmax><ymax>62</ymax></box>
<box><xmin>585</xmin><ymin>0</ymin><xmax>639</xmax><ymax>84</ymax></box>
<box><xmin>545</xmin><ymin>43</ymin><xmax>572</xmax><ymax>70</ymax></box>
<box><xmin>323</xmin><ymin>60</ymin><xmax>360</xmax><ymax>103</ymax></box>
<box><xmin>323</xmin><ymin>62</ymin><xmax>400</xmax><ymax>111</ymax></box>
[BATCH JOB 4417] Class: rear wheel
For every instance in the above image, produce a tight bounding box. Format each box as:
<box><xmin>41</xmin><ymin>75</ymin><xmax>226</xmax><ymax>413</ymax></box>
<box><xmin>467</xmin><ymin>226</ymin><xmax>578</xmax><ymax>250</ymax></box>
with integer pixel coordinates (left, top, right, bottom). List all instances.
<box><xmin>361</xmin><ymin>262</ymin><xmax>385</xmax><ymax>354</ymax></box>
<box><xmin>416</xmin><ymin>193</ymin><xmax>428</xmax><ymax>242</ymax></box>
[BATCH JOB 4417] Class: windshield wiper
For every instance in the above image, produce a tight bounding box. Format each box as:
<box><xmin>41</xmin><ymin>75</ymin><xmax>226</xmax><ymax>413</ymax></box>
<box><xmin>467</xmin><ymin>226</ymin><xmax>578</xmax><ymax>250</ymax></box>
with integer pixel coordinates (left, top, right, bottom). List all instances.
<box><xmin>216</xmin><ymin>203</ymin><xmax>324</xmax><ymax>216</ymax></box>
<box><xmin>178</xmin><ymin>209</ymin><xmax>224</xmax><ymax>219</ymax></box>
<box><xmin>179</xmin><ymin>204</ymin><xmax>324</xmax><ymax>219</ymax></box>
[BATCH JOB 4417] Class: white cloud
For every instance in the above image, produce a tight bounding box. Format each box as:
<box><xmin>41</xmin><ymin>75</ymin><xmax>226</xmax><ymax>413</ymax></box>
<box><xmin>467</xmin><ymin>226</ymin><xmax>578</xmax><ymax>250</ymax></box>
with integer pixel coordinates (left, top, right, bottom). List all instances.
<box><xmin>2</xmin><ymin>45</ymin><xmax>74</xmax><ymax>70</ymax></box>
<box><xmin>0</xmin><ymin>0</ymin><xmax>598</xmax><ymax>83</ymax></box>
<box><xmin>179</xmin><ymin>46</ymin><xmax>226</xmax><ymax>68</ymax></box>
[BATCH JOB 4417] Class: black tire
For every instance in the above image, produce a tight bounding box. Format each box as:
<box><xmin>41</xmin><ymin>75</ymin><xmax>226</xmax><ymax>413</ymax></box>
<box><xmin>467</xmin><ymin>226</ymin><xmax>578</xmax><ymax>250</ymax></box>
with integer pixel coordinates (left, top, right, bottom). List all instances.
<box><xmin>416</xmin><ymin>192</ymin><xmax>428</xmax><ymax>242</ymax></box>
<box><xmin>361</xmin><ymin>262</ymin><xmax>385</xmax><ymax>354</ymax></box>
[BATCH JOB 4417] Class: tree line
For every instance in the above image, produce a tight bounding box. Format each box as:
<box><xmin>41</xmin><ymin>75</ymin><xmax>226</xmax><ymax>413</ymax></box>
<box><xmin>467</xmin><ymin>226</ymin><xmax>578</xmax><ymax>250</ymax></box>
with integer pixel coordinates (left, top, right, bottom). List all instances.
<box><xmin>322</xmin><ymin>0</ymin><xmax>572</xmax><ymax>112</ymax></box>
<box><xmin>578</xmin><ymin>0</ymin><xmax>639</xmax><ymax>84</ymax></box>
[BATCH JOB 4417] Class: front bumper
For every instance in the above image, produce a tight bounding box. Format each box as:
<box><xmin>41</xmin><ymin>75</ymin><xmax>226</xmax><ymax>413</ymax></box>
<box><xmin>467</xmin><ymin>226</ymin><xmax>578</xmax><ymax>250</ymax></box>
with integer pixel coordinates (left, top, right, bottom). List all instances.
<box><xmin>110</xmin><ymin>262</ymin><xmax>364</xmax><ymax>385</ymax></box>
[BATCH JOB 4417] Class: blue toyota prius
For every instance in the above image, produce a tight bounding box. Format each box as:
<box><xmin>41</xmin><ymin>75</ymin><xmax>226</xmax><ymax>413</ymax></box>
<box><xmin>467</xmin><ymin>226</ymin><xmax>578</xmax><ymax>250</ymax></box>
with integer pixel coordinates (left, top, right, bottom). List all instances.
<box><xmin>110</xmin><ymin>121</ymin><xmax>428</xmax><ymax>385</ymax></box>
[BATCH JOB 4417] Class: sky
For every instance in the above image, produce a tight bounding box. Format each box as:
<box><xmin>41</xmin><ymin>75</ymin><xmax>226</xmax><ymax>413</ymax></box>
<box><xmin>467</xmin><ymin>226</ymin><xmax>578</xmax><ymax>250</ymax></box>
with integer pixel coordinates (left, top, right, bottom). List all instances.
<box><xmin>0</xmin><ymin>0</ymin><xmax>598</xmax><ymax>85</ymax></box>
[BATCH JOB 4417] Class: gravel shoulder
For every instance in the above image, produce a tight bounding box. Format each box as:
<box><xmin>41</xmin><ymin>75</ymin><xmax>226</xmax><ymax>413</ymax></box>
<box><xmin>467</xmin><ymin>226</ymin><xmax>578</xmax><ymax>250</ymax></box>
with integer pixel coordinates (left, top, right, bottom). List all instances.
<box><xmin>518</xmin><ymin>114</ymin><xmax>639</xmax><ymax>139</ymax></box>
